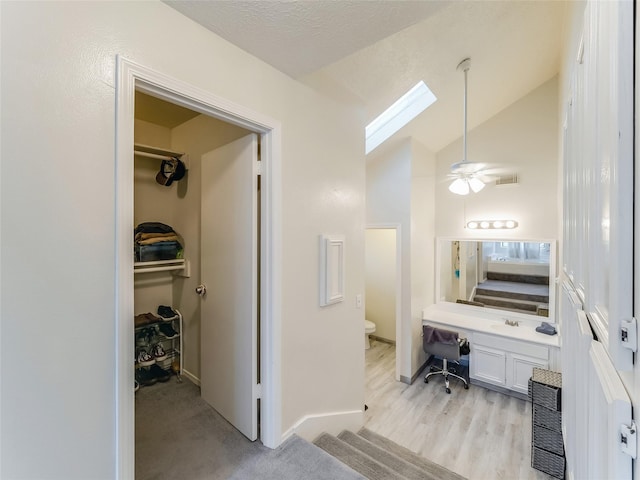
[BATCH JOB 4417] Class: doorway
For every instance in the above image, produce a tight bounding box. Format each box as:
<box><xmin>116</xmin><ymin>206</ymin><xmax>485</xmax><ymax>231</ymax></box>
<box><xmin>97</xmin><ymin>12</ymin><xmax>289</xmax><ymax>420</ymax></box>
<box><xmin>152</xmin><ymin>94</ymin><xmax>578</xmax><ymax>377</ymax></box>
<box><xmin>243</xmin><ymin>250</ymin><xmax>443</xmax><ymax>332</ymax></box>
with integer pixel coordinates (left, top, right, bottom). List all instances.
<box><xmin>365</xmin><ymin>226</ymin><xmax>401</xmax><ymax>380</ymax></box>
<box><xmin>116</xmin><ymin>57</ymin><xmax>282</xmax><ymax>478</ymax></box>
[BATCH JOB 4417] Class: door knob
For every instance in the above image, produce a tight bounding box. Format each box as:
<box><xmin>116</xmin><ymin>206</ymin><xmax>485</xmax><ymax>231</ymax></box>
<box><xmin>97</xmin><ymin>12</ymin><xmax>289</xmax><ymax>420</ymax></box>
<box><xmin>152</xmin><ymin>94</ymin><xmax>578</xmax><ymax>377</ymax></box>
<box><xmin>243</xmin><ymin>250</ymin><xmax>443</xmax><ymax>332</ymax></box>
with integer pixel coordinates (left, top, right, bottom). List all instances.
<box><xmin>195</xmin><ymin>284</ymin><xmax>207</xmax><ymax>296</ymax></box>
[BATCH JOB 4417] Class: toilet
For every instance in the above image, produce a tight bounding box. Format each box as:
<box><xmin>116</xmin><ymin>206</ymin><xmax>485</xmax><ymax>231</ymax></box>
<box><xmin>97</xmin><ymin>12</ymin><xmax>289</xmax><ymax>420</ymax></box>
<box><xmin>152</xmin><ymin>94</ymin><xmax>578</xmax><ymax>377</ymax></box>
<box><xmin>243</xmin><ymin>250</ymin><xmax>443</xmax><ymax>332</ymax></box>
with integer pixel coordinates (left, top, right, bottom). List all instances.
<box><xmin>364</xmin><ymin>319</ymin><xmax>376</xmax><ymax>349</ymax></box>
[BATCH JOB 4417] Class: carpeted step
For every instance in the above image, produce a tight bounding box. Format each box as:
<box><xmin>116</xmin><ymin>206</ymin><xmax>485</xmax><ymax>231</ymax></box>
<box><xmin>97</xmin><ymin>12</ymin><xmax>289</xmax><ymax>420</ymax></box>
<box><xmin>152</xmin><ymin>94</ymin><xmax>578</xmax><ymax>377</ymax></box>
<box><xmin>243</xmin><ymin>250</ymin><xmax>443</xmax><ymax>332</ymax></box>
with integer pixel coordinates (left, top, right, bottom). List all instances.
<box><xmin>486</xmin><ymin>271</ymin><xmax>549</xmax><ymax>285</ymax></box>
<box><xmin>337</xmin><ymin>430</ymin><xmax>429</xmax><ymax>480</ymax></box>
<box><xmin>313</xmin><ymin>432</ymin><xmax>405</xmax><ymax>480</ymax></box>
<box><xmin>473</xmin><ymin>294</ymin><xmax>542</xmax><ymax>312</ymax></box>
<box><xmin>474</xmin><ymin>287</ymin><xmax>549</xmax><ymax>303</ymax></box>
<box><xmin>357</xmin><ymin>428</ymin><xmax>466</xmax><ymax>480</ymax></box>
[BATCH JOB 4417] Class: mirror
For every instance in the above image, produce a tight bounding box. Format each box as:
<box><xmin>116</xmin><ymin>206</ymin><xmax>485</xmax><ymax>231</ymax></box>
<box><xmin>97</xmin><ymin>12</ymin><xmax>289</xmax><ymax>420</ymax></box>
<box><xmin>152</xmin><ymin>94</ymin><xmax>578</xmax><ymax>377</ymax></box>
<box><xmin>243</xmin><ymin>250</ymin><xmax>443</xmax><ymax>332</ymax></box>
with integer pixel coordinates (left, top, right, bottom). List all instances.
<box><xmin>436</xmin><ymin>239</ymin><xmax>556</xmax><ymax>321</ymax></box>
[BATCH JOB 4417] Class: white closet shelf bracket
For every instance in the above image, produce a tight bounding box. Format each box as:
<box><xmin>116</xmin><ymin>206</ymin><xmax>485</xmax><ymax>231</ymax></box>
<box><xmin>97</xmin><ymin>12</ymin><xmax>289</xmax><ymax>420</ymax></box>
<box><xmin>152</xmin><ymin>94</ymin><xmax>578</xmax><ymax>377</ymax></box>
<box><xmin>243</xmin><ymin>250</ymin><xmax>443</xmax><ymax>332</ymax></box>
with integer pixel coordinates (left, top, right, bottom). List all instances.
<box><xmin>134</xmin><ymin>259</ymin><xmax>190</xmax><ymax>277</ymax></box>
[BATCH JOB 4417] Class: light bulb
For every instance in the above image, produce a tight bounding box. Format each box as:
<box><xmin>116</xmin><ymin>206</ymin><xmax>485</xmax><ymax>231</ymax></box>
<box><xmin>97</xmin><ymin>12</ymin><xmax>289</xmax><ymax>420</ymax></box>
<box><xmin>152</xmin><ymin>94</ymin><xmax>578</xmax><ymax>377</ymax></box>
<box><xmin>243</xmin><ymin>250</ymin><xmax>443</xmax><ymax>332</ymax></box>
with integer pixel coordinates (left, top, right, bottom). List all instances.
<box><xmin>480</xmin><ymin>221</ymin><xmax>490</xmax><ymax>229</ymax></box>
<box><xmin>468</xmin><ymin>177</ymin><xmax>485</xmax><ymax>193</ymax></box>
<box><xmin>449</xmin><ymin>178</ymin><xmax>469</xmax><ymax>195</ymax></box>
<box><xmin>492</xmin><ymin>221</ymin><xmax>504</xmax><ymax>228</ymax></box>
<box><xmin>506</xmin><ymin>220</ymin><xmax>516</xmax><ymax>229</ymax></box>
<box><xmin>467</xmin><ymin>221</ymin><xmax>478</xmax><ymax>229</ymax></box>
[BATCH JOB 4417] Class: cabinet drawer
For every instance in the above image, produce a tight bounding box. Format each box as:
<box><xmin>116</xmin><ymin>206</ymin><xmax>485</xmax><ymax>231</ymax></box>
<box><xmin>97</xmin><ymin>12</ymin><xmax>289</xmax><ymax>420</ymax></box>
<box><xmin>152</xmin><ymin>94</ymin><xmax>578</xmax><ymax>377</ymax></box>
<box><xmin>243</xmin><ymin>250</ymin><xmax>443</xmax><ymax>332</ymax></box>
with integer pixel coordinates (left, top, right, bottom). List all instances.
<box><xmin>474</xmin><ymin>332</ymin><xmax>549</xmax><ymax>360</ymax></box>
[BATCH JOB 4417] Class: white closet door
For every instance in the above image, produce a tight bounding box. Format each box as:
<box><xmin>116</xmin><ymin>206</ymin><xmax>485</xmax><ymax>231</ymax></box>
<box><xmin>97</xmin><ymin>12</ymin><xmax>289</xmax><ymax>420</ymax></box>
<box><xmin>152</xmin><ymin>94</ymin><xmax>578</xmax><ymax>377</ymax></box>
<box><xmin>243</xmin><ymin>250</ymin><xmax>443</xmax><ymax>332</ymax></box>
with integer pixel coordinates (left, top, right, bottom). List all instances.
<box><xmin>586</xmin><ymin>0</ymin><xmax>634</xmax><ymax>370</ymax></box>
<box><xmin>587</xmin><ymin>341</ymin><xmax>633</xmax><ymax>479</ymax></box>
<box><xmin>200</xmin><ymin>133</ymin><xmax>259</xmax><ymax>441</ymax></box>
<box><xmin>564</xmin><ymin>0</ymin><xmax>634</xmax><ymax>370</ymax></box>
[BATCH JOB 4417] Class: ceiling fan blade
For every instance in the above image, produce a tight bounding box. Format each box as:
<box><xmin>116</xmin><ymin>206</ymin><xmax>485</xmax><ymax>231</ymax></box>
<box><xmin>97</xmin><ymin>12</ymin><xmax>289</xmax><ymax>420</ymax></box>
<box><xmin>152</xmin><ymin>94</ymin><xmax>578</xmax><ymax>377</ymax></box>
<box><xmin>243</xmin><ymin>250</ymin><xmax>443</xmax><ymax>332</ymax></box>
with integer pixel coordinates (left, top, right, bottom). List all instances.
<box><xmin>450</xmin><ymin>161</ymin><xmax>486</xmax><ymax>175</ymax></box>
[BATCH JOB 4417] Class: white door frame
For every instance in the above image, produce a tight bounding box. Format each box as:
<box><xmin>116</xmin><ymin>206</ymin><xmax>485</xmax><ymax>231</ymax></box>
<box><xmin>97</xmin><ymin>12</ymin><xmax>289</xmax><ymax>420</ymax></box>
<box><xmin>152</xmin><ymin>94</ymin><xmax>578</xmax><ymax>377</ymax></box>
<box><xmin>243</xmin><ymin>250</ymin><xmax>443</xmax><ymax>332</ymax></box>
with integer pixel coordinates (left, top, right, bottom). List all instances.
<box><xmin>114</xmin><ymin>56</ymin><xmax>282</xmax><ymax>479</ymax></box>
<box><xmin>365</xmin><ymin>224</ymin><xmax>403</xmax><ymax>381</ymax></box>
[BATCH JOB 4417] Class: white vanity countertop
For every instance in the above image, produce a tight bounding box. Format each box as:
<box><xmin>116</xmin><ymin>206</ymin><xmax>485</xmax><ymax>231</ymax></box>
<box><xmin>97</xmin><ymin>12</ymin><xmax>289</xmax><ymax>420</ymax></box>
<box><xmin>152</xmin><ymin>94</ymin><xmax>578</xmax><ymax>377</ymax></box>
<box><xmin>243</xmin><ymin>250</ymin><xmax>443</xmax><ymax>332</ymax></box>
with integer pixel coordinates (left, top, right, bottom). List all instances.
<box><xmin>422</xmin><ymin>304</ymin><xmax>560</xmax><ymax>348</ymax></box>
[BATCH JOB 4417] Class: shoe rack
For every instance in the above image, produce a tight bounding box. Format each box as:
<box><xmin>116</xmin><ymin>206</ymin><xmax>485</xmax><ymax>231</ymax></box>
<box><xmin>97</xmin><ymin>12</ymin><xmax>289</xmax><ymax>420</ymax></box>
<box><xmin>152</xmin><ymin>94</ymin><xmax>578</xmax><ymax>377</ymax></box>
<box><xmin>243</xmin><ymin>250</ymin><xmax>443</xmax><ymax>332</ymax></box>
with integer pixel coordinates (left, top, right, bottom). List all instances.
<box><xmin>134</xmin><ymin>309</ymin><xmax>183</xmax><ymax>387</ymax></box>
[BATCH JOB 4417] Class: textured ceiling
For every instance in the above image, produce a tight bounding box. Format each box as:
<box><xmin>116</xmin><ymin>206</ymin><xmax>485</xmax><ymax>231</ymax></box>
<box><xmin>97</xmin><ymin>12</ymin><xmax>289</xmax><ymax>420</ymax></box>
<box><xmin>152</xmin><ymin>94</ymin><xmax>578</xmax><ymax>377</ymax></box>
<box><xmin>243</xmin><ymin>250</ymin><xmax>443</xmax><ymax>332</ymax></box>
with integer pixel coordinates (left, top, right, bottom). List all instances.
<box><xmin>165</xmin><ymin>0</ymin><xmax>447</xmax><ymax>78</ymax></box>
<box><xmin>164</xmin><ymin>0</ymin><xmax>566</xmax><ymax>154</ymax></box>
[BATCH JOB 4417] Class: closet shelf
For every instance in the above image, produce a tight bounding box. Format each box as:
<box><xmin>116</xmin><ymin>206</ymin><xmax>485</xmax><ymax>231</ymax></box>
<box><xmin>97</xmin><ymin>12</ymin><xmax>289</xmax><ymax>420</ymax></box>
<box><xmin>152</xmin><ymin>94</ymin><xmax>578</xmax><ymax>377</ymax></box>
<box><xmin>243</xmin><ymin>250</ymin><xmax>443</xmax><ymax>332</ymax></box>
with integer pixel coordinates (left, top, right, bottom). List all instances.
<box><xmin>134</xmin><ymin>258</ymin><xmax>186</xmax><ymax>274</ymax></box>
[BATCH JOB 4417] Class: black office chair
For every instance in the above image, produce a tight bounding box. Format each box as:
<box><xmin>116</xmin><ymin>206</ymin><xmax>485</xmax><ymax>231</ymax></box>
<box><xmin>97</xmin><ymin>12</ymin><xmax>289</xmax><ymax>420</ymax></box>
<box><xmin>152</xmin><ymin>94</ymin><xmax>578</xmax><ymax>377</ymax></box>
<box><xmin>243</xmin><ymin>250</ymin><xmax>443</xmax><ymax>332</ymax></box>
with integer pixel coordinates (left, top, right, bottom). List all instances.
<box><xmin>422</xmin><ymin>325</ymin><xmax>469</xmax><ymax>394</ymax></box>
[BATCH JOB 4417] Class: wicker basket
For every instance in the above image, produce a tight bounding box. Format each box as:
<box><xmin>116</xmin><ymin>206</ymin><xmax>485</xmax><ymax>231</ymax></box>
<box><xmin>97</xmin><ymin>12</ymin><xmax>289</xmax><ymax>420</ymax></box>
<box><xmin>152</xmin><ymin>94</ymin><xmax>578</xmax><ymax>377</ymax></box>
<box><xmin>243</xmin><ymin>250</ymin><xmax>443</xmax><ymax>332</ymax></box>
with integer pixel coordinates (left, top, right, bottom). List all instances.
<box><xmin>532</xmin><ymin>445</ymin><xmax>565</xmax><ymax>479</ymax></box>
<box><xmin>532</xmin><ymin>367</ymin><xmax>562</xmax><ymax>387</ymax></box>
<box><xmin>533</xmin><ymin>424</ymin><xmax>564</xmax><ymax>454</ymax></box>
<box><xmin>533</xmin><ymin>404</ymin><xmax>562</xmax><ymax>432</ymax></box>
<box><xmin>531</xmin><ymin>368</ymin><xmax>562</xmax><ymax>411</ymax></box>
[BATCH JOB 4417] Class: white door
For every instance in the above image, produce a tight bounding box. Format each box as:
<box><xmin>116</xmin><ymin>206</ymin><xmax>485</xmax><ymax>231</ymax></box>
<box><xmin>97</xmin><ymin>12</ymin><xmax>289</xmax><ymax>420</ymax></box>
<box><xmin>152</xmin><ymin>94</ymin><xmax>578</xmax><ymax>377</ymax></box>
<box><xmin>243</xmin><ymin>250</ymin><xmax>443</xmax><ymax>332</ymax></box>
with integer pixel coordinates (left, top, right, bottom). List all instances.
<box><xmin>200</xmin><ymin>133</ymin><xmax>259</xmax><ymax>441</ymax></box>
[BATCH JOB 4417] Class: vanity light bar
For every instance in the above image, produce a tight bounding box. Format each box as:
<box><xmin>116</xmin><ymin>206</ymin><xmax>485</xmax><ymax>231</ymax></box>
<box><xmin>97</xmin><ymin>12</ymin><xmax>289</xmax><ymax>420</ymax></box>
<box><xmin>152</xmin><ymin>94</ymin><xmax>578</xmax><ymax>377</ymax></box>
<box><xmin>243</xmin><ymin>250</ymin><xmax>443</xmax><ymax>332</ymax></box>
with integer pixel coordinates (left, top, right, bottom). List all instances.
<box><xmin>466</xmin><ymin>220</ymin><xmax>518</xmax><ymax>230</ymax></box>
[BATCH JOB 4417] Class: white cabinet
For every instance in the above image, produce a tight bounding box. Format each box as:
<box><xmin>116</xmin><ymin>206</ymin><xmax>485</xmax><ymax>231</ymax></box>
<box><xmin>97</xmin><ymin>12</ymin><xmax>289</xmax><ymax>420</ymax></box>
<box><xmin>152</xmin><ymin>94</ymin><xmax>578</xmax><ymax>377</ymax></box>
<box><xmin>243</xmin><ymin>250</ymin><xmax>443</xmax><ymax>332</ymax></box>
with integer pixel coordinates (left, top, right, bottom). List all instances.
<box><xmin>471</xmin><ymin>344</ymin><xmax>506</xmax><ymax>386</ymax></box>
<box><xmin>470</xmin><ymin>332</ymin><xmax>549</xmax><ymax>394</ymax></box>
<box><xmin>508</xmin><ymin>353</ymin><xmax>547</xmax><ymax>394</ymax></box>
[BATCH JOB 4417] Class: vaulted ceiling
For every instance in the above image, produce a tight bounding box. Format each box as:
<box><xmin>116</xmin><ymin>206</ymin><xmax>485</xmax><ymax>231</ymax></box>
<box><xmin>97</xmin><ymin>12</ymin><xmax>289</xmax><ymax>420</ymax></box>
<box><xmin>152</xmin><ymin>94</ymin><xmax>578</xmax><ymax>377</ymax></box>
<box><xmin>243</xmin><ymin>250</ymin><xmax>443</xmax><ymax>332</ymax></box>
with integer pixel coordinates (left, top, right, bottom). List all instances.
<box><xmin>165</xmin><ymin>0</ymin><xmax>566</xmax><ymax>155</ymax></box>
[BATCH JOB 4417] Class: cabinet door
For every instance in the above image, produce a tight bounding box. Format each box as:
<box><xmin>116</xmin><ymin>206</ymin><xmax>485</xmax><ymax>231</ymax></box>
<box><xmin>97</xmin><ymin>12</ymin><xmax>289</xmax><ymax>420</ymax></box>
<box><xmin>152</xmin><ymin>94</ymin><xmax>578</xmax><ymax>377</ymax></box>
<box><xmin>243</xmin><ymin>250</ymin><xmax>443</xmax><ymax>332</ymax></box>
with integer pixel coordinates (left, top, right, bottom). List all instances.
<box><xmin>507</xmin><ymin>353</ymin><xmax>548</xmax><ymax>395</ymax></box>
<box><xmin>471</xmin><ymin>345</ymin><xmax>506</xmax><ymax>386</ymax></box>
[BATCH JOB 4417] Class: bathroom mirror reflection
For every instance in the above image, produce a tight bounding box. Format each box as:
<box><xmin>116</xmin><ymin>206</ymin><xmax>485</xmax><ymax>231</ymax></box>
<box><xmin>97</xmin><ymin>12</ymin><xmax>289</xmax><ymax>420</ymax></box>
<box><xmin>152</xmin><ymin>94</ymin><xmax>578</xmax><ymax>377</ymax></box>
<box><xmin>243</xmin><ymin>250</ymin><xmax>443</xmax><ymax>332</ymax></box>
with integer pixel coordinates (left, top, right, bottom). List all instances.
<box><xmin>436</xmin><ymin>239</ymin><xmax>556</xmax><ymax>322</ymax></box>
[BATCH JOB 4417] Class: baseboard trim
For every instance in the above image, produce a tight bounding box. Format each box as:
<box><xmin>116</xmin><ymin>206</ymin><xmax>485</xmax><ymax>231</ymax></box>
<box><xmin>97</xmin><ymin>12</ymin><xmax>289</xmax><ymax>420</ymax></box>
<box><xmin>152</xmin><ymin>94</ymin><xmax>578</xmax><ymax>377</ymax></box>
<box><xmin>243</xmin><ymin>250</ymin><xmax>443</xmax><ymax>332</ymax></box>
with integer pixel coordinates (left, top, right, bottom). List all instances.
<box><xmin>370</xmin><ymin>335</ymin><xmax>396</xmax><ymax>345</ymax></box>
<box><xmin>182</xmin><ymin>369</ymin><xmax>200</xmax><ymax>386</ymax></box>
<box><xmin>282</xmin><ymin>409</ymin><xmax>363</xmax><ymax>443</ymax></box>
<box><xmin>470</xmin><ymin>378</ymin><xmax>529</xmax><ymax>401</ymax></box>
<box><xmin>400</xmin><ymin>357</ymin><xmax>431</xmax><ymax>385</ymax></box>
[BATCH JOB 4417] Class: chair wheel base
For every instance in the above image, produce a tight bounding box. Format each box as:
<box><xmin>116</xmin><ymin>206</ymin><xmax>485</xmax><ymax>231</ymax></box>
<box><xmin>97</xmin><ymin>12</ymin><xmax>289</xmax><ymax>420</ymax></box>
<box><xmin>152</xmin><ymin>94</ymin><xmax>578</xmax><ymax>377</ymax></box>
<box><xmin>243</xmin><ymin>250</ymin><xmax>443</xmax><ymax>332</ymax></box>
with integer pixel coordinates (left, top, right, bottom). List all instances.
<box><xmin>464</xmin><ymin>383</ymin><xmax>469</xmax><ymax>389</ymax></box>
<box><xmin>424</xmin><ymin>378</ymin><xmax>429</xmax><ymax>383</ymax></box>
<box><xmin>446</xmin><ymin>388</ymin><xmax>451</xmax><ymax>394</ymax></box>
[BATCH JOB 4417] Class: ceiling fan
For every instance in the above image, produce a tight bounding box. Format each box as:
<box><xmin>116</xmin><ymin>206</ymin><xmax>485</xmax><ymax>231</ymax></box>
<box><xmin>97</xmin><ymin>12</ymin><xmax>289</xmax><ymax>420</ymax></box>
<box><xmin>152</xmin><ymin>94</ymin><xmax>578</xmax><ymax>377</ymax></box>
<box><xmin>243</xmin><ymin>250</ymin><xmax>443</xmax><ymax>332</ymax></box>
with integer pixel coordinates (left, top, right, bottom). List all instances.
<box><xmin>447</xmin><ymin>58</ymin><xmax>499</xmax><ymax>195</ymax></box>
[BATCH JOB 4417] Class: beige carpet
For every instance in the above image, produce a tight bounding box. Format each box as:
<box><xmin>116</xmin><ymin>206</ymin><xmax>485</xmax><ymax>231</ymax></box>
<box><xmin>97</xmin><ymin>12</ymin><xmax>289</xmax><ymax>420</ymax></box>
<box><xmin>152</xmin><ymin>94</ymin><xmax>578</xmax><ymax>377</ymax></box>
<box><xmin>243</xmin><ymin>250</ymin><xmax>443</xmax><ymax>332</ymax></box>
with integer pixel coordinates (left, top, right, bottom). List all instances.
<box><xmin>135</xmin><ymin>377</ymin><xmax>364</xmax><ymax>479</ymax></box>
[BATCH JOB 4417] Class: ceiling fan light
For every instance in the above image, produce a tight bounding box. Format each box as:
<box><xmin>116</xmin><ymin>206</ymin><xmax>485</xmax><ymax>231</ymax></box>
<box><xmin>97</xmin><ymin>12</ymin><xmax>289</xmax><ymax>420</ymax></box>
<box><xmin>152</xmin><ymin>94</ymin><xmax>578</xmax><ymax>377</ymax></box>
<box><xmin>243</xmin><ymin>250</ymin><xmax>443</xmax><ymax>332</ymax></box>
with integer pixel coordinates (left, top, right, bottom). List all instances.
<box><xmin>449</xmin><ymin>178</ymin><xmax>470</xmax><ymax>195</ymax></box>
<box><xmin>468</xmin><ymin>177</ymin><xmax>485</xmax><ymax>193</ymax></box>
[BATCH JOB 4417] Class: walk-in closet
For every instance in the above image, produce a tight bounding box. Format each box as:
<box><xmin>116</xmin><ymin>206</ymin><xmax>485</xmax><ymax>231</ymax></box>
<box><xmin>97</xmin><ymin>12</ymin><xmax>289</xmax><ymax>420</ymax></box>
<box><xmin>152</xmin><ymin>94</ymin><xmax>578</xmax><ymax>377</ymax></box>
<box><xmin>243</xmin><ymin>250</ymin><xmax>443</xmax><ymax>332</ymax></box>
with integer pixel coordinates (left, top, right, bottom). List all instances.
<box><xmin>133</xmin><ymin>91</ymin><xmax>260</xmax><ymax>477</ymax></box>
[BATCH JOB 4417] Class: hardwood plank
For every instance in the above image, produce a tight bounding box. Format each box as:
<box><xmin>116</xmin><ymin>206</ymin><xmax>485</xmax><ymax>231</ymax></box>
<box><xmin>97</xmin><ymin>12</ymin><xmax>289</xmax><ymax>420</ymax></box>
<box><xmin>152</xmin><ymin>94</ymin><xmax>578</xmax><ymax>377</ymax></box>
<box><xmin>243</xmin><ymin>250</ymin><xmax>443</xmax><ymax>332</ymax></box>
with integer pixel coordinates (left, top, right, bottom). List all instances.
<box><xmin>364</xmin><ymin>340</ymin><xmax>554</xmax><ymax>480</ymax></box>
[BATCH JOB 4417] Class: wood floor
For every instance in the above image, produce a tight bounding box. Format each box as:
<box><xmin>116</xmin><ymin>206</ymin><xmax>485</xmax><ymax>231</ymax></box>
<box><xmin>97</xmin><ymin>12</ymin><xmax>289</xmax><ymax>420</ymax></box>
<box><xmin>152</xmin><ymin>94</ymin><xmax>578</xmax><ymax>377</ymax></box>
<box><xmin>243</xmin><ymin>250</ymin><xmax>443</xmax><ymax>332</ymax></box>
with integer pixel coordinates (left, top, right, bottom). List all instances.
<box><xmin>363</xmin><ymin>340</ymin><xmax>554</xmax><ymax>480</ymax></box>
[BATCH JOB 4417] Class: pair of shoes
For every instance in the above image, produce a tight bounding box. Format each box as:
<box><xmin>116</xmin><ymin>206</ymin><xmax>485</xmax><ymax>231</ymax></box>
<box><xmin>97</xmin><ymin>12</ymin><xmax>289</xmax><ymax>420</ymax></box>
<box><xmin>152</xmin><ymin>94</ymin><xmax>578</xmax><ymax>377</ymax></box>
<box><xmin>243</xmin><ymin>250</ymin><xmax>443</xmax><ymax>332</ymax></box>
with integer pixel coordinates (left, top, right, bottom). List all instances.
<box><xmin>136</xmin><ymin>348</ymin><xmax>155</xmax><ymax>367</ymax></box>
<box><xmin>151</xmin><ymin>343</ymin><xmax>167</xmax><ymax>361</ymax></box>
<box><xmin>135</xmin><ymin>368</ymin><xmax>157</xmax><ymax>387</ymax></box>
<box><xmin>157</xmin><ymin>305</ymin><xmax>178</xmax><ymax>321</ymax></box>
<box><xmin>134</xmin><ymin>312</ymin><xmax>162</xmax><ymax>327</ymax></box>
<box><xmin>158</xmin><ymin>323</ymin><xmax>179</xmax><ymax>339</ymax></box>
<box><xmin>135</xmin><ymin>327</ymin><xmax>156</xmax><ymax>347</ymax></box>
<box><xmin>149</xmin><ymin>364</ymin><xmax>171</xmax><ymax>383</ymax></box>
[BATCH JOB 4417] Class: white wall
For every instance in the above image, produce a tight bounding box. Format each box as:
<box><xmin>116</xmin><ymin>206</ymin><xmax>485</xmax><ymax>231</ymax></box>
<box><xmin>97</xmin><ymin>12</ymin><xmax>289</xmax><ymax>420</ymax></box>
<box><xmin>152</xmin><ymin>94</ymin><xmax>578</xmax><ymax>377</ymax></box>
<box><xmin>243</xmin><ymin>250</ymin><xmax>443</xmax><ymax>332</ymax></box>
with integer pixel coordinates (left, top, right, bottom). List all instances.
<box><xmin>366</xmin><ymin>138</ymin><xmax>435</xmax><ymax>379</ymax></box>
<box><xmin>365</xmin><ymin>229</ymin><xmax>396</xmax><ymax>342</ymax></box>
<box><xmin>409</xmin><ymin>141</ymin><xmax>435</xmax><ymax>374</ymax></box>
<box><xmin>0</xmin><ymin>2</ymin><xmax>364</xmax><ymax>478</ymax></box>
<box><xmin>435</xmin><ymin>76</ymin><xmax>560</xmax><ymax>241</ymax></box>
<box><xmin>367</xmin><ymin>141</ymin><xmax>412</xmax><ymax>379</ymax></box>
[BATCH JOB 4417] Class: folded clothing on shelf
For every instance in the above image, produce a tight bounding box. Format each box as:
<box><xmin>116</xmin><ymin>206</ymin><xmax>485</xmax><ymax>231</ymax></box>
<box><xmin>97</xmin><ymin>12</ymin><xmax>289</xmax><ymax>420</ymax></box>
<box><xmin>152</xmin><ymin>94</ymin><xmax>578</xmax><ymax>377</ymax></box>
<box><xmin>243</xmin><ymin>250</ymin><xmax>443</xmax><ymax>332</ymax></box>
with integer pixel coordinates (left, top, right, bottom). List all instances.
<box><xmin>134</xmin><ymin>222</ymin><xmax>183</xmax><ymax>262</ymax></box>
<box><xmin>135</xmin><ymin>222</ymin><xmax>175</xmax><ymax>235</ymax></box>
<box><xmin>136</xmin><ymin>242</ymin><xmax>182</xmax><ymax>262</ymax></box>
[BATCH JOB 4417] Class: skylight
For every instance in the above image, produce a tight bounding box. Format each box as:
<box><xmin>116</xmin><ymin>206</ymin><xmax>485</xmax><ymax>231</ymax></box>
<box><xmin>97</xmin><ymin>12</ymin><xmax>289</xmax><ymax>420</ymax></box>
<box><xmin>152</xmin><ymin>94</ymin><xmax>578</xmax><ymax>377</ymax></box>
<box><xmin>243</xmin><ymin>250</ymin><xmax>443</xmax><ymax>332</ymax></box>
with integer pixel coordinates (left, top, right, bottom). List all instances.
<box><xmin>365</xmin><ymin>81</ymin><xmax>437</xmax><ymax>154</ymax></box>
